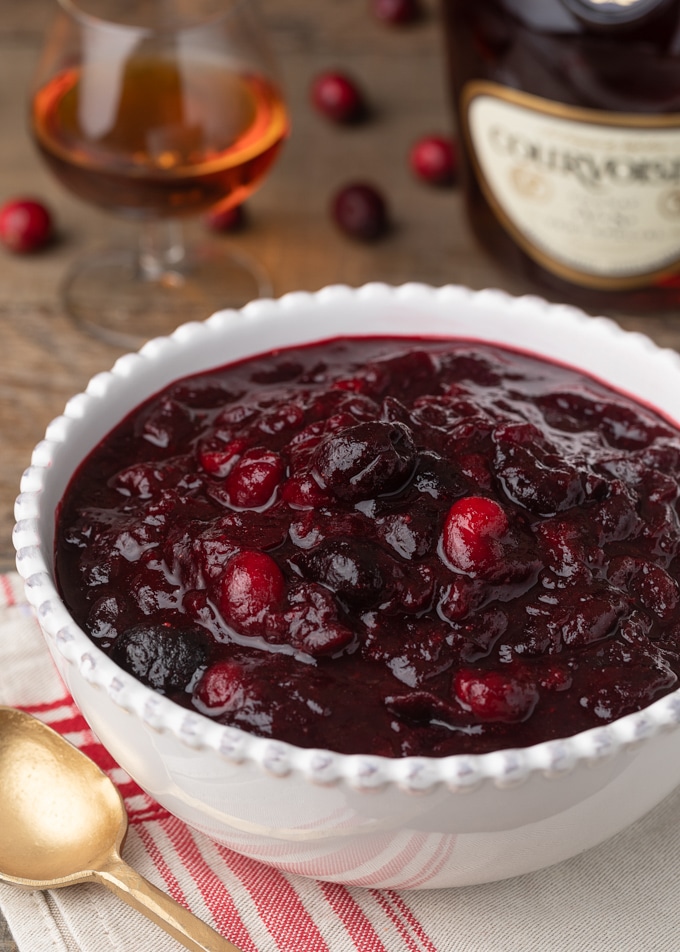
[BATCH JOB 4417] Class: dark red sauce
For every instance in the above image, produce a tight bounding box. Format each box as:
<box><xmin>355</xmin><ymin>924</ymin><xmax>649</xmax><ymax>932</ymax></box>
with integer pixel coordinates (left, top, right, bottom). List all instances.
<box><xmin>55</xmin><ymin>337</ymin><xmax>680</xmax><ymax>756</ymax></box>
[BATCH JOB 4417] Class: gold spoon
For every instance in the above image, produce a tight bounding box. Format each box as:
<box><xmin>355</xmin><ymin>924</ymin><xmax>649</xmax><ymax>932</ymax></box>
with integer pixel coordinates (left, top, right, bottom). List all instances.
<box><xmin>0</xmin><ymin>706</ymin><xmax>242</xmax><ymax>952</ymax></box>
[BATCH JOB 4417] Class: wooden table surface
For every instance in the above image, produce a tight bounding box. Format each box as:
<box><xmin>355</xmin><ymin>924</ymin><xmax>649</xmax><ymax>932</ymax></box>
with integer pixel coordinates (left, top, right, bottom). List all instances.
<box><xmin>1</xmin><ymin>1</ymin><xmax>680</xmax><ymax>948</ymax></box>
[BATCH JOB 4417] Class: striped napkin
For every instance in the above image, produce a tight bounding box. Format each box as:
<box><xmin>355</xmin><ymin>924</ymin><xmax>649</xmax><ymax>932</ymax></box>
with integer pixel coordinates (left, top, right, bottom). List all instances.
<box><xmin>1</xmin><ymin>571</ymin><xmax>680</xmax><ymax>952</ymax></box>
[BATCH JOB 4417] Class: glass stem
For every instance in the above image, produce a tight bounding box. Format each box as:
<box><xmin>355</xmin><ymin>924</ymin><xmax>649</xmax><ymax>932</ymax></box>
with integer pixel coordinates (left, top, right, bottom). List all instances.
<box><xmin>137</xmin><ymin>219</ymin><xmax>187</xmax><ymax>284</ymax></box>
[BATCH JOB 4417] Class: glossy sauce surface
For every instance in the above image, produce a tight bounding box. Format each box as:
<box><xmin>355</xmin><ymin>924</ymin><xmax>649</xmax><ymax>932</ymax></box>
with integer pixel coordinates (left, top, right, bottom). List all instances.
<box><xmin>56</xmin><ymin>337</ymin><xmax>680</xmax><ymax>756</ymax></box>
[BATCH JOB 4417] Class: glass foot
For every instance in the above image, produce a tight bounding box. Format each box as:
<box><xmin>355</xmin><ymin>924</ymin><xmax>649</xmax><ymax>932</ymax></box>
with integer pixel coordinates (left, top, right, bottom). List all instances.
<box><xmin>62</xmin><ymin>239</ymin><xmax>272</xmax><ymax>350</ymax></box>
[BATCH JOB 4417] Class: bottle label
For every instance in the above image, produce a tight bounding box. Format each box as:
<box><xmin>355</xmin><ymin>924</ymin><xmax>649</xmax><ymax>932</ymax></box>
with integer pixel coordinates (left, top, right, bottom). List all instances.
<box><xmin>462</xmin><ymin>80</ymin><xmax>680</xmax><ymax>289</ymax></box>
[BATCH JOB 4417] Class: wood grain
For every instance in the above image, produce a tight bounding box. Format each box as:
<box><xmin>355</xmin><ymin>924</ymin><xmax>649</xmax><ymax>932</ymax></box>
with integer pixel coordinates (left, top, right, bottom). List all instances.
<box><xmin>0</xmin><ymin>0</ymin><xmax>677</xmax><ymax>947</ymax></box>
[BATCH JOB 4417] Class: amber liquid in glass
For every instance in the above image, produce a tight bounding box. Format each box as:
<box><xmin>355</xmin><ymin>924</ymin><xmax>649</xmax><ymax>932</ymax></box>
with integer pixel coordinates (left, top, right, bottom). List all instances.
<box><xmin>441</xmin><ymin>0</ymin><xmax>680</xmax><ymax>312</ymax></box>
<box><xmin>31</xmin><ymin>56</ymin><xmax>289</xmax><ymax>220</ymax></box>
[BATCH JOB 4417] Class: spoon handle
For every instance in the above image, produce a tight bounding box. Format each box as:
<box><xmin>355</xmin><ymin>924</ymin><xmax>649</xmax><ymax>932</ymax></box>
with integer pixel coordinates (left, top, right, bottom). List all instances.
<box><xmin>94</xmin><ymin>854</ymin><xmax>242</xmax><ymax>952</ymax></box>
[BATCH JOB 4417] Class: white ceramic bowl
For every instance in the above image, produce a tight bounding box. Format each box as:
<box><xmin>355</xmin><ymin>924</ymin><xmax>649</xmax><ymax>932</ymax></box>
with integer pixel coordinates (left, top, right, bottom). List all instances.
<box><xmin>13</xmin><ymin>283</ymin><xmax>680</xmax><ymax>888</ymax></box>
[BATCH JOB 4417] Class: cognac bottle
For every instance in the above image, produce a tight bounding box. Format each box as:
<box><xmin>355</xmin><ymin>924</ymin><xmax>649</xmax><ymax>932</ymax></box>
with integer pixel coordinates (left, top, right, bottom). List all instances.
<box><xmin>441</xmin><ymin>0</ymin><xmax>680</xmax><ymax>312</ymax></box>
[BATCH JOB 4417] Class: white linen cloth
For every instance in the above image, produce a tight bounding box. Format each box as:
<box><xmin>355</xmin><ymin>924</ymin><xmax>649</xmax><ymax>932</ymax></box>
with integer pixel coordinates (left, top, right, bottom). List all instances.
<box><xmin>1</xmin><ymin>571</ymin><xmax>679</xmax><ymax>952</ymax></box>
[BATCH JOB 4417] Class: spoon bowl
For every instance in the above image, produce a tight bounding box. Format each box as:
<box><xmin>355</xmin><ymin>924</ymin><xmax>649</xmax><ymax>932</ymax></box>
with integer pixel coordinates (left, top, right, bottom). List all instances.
<box><xmin>0</xmin><ymin>706</ymin><xmax>124</xmax><ymax>885</ymax></box>
<box><xmin>0</xmin><ymin>706</ymin><xmax>240</xmax><ymax>952</ymax></box>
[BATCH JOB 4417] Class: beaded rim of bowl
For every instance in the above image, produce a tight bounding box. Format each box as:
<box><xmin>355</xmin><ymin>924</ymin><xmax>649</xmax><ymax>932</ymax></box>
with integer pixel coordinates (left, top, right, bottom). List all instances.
<box><xmin>13</xmin><ymin>282</ymin><xmax>680</xmax><ymax>795</ymax></box>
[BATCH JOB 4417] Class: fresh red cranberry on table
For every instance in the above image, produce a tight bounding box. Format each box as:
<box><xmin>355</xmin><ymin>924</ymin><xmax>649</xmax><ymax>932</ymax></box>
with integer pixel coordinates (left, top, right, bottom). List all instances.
<box><xmin>371</xmin><ymin>0</ymin><xmax>421</xmax><ymax>24</ymax></box>
<box><xmin>218</xmin><ymin>550</ymin><xmax>285</xmax><ymax>633</ymax></box>
<box><xmin>0</xmin><ymin>197</ymin><xmax>53</xmax><ymax>252</ymax></box>
<box><xmin>441</xmin><ymin>496</ymin><xmax>509</xmax><ymax>577</ymax></box>
<box><xmin>331</xmin><ymin>183</ymin><xmax>389</xmax><ymax>241</ymax></box>
<box><xmin>409</xmin><ymin>135</ymin><xmax>457</xmax><ymax>185</ymax></box>
<box><xmin>311</xmin><ymin>71</ymin><xmax>366</xmax><ymax>123</ymax></box>
<box><xmin>204</xmin><ymin>202</ymin><xmax>246</xmax><ymax>232</ymax></box>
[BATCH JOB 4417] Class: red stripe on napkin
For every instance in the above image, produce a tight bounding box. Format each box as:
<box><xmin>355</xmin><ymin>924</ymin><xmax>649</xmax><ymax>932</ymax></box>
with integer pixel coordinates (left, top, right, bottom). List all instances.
<box><xmin>21</xmin><ymin>697</ymin><xmax>71</xmax><ymax>715</ymax></box>
<box><xmin>383</xmin><ymin>892</ymin><xmax>440</xmax><ymax>952</ymax></box>
<box><xmin>136</xmin><ymin>823</ymin><xmax>193</xmax><ymax>908</ymax></box>
<box><xmin>394</xmin><ymin>834</ymin><xmax>458</xmax><ymax>890</ymax></box>
<box><xmin>0</xmin><ymin>574</ymin><xmax>16</xmax><ymax>606</ymax></box>
<box><xmin>162</xmin><ymin>815</ymin><xmax>260</xmax><ymax>952</ymax></box>
<box><xmin>375</xmin><ymin>892</ymin><xmax>438</xmax><ymax>952</ymax></box>
<box><xmin>320</xmin><ymin>881</ymin><xmax>392</xmax><ymax>951</ymax></box>
<box><xmin>217</xmin><ymin>844</ymin><xmax>331</xmax><ymax>952</ymax></box>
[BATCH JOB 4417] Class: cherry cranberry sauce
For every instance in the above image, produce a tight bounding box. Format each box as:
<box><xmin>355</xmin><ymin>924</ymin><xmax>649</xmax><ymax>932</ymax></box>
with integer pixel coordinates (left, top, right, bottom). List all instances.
<box><xmin>55</xmin><ymin>338</ymin><xmax>680</xmax><ymax>757</ymax></box>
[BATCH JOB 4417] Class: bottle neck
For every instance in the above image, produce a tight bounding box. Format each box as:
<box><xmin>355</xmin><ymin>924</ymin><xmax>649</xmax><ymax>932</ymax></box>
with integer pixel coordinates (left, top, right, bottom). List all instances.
<box><xmin>559</xmin><ymin>0</ymin><xmax>676</xmax><ymax>30</ymax></box>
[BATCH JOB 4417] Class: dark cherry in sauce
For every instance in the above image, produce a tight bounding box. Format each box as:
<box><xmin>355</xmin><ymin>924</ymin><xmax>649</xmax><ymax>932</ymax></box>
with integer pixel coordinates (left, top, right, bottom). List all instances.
<box><xmin>56</xmin><ymin>337</ymin><xmax>680</xmax><ymax>757</ymax></box>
